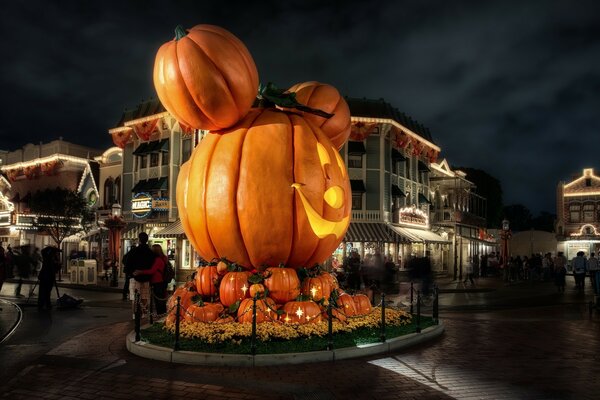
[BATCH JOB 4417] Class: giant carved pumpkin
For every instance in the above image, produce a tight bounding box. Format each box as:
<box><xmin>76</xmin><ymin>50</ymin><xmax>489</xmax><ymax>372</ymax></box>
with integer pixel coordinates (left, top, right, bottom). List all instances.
<box><xmin>153</xmin><ymin>24</ymin><xmax>259</xmax><ymax>131</ymax></box>
<box><xmin>286</xmin><ymin>82</ymin><xmax>351</xmax><ymax>150</ymax></box>
<box><xmin>177</xmin><ymin>108</ymin><xmax>351</xmax><ymax>270</ymax></box>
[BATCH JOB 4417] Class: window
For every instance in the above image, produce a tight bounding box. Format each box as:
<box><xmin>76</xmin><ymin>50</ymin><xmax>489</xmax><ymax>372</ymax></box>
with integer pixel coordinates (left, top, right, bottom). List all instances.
<box><xmin>104</xmin><ymin>178</ymin><xmax>114</xmax><ymax>207</ymax></box>
<box><xmin>352</xmin><ymin>194</ymin><xmax>363</xmax><ymax>210</ymax></box>
<box><xmin>583</xmin><ymin>205</ymin><xmax>594</xmax><ymax>222</ymax></box>
<box><xmin>348</xmin><ymin>155</ymin><xmax>362</xmax><ymax>168</ymax></box>
<box><xmin>150</xmin><ymin>153</ymin><xmax>159</xmax><ymax>167</ymax></box>
<box><xmin>162</xmin><ymin>151</ymin><xmax>169</xmax><ymax>165</ymax></box>
<box><xmin>114</xmin><ymin>176</ymin><xmax>121</xmax><ymax>205</ymax></box>
<box><xmin>570</xmin><ymin>212</ymin><xmax>580</xmax><ymax>223</ymax></box>
<box><xmin>586</xmin><ymin>178</ymin><xmax>592</xmax><ymax>187</ymax></box>
<box><xmin>182</xmin><ymin>138</ymin><xmax>192</xmax><ymax>163</ymax></box>
<box><xmin>140</xmin><ymin>155</ymin><xmax>147</xmax><ymax>169</ymax></box>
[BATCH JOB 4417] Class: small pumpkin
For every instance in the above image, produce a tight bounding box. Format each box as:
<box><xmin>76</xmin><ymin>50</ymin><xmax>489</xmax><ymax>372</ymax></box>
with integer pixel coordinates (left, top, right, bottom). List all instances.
<box><xmin>194</xmin><ymin>266</ymin><xmax>219</xmax><ymax>298</ymax></box>
<box><xmin>216</xmin><ymin>260</ymin><xmax>229</xmax><ymax>276</ymax></box>
<box><xmin>264</xmin><ymin>266</ymin><xmax>301</xmax><ymax>304</ymax></box>
<box><xmin>167</xmin><ymin>285</ymin><xmax>198</xmax><ymax>318</ymax></box>
<box><xmin>318</xmin><ymin>271</ymin><xmax>339</xmax><ymax>290</ymax></box>
<box><xmin>286</xmin><ymin>81</ymin><xmax>351</xmax><ymax>149</ymax></box>
<box><xmin>214</xmin><ymin>315</ymin><xmax>234</xmax><ymax>324</ymax></box>
<box><xmin>185</xmin><ymin>302</ymin><xmax>224</xmax><ymax>323</ymax></box>
<box><xmin>153</xmin><ymin>24</ymin><xmax>259</xmax><ymax>131</ymax></box>
<box><xmin>352</xmin><ymin>294</ymin><xmax>372</xmax><ymax>315</ymax></box>
<box><xmin>281</xmin><ymin>300</ymin><xmax>322</xmax><ymax>324</ymax></box>
<box><xmin>336</xmin><ymin>293</ymin><xmax>357</xmax><ymax>317</ymax></box>
<box><xmin>219</xmin><ymin>271</ymin><xmax>250</xmax><ymax>307</ymax></box>
<box><xmin>249</xmin><ymin>283</ymin><xmax>266</xmax><ymax>298</ymax></box>
<box><xmin>237</xmin><ymin>297</ymin><xmax>277</xmax><ymax>323</ymax></box>
<box><xmin>301</xmin><ymin>275</ymin><xmax>333</xmax><ymax>302</ymax></box>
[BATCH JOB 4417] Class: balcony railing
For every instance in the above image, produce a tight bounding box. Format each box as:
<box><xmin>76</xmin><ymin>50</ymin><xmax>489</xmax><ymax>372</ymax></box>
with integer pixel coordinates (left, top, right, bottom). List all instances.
<box><xmin>352</xmin><ymin>210</ymin><xmax>381</xmax><ymax>221</ymax></box>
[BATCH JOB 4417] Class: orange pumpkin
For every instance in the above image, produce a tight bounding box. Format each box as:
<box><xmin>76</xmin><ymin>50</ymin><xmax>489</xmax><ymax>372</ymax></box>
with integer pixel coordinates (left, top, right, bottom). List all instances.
<box><xmin>214</xmin><ymin>315</ymin><xmax>234</xmax><ymax>324</ymax></box>
<box><xmin>301</xmin><ymin>275</ymin><xmax>333</xmax><ymax>302</ymax></box>
<box><xmin>318</xmin><ymin>272</ymin><xmax>339</xmax><ymax>290</ymax></box>
<box><xmin>286</xmin><ymin>81</ymin><xmax>351</xmax><ymax>149</ymax></box>
<box><xmin>219</xmin><ymin>271</ymin><xmax>250</xmax><ymax>306</ymax></box>
<box><xmin>167</xmin><ymin>285</ymin><xmax>199</xmax><ymax>318</ymax></box>
<box><xmin>264</xmin><ymin>267</ymin><xmax>301</xmax><ymax>304</ymax></box>
<box><xmin>281</xmin><ymin>300</ymin><xmax>322</xmax><ymax>324</ymax></box>
<box><xmin>249</xmin><ymin>283</ymin><xmax>266</xmax><ymax>298</ymax></box>
<box><xmin>194</xmin><ymin>266</ymin><xmax>219</xmax><ymax>298</ymax></box>
<box><xmin>177</xmin><ymin>108</ymin><xmax>351</xmax><ymax>269</ymax></box>
<box><xmin>336</xmin><ymin>293</ymin><xmax>357</xmax><ymax>317</ymax></box>
<box><xmin>353</xmin><ymin>294</ymin><xmax>372</xmax><ymax>315</ymax></box>
<box><xmin>153</xmin><ymin>24</ymin><xmax>258</xmax><ymax>131</ymax></box>
<box><xmin>185</xmin><ymin>302</ymin><xmax>224</xmax><ymax>323</ymax></box>
<box><xmin>237</xmin><ymin>297</ymin><xmax>277</xmax><ymax>323</ymax></box>
<box><xmin>322</xmin><ymin>307</ymin><xmax>347</xmax><ymax>323</ymax></box>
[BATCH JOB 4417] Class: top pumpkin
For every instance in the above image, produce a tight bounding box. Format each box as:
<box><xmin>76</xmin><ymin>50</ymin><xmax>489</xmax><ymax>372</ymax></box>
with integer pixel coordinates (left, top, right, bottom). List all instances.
<box><xmin>153</xmin><ymin>25</ymin><xmax>259</xmax><ymax>131</ymax></box>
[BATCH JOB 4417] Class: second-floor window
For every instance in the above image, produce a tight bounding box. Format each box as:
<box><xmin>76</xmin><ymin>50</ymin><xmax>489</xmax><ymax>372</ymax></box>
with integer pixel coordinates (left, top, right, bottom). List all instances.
<box><xmin>140</xmin><ymin>155</ymin><xmax>147</xmax><ymax>169</ymax></box>
<box><xmin>569</xmin><ymin>204</ymin><xmax>581</xmax><ymax>223</ymax></box>
<box><xmin>352</xmin><ymin>194</ymin><xmax>363</xmax><ymax>210</ymax></box>
<box><xmin>348</xmin><ymin>155</ymin><xmax>362</xmax><ymax>168</ymax></box>
<box><xmin>583</xmin><ymin>204</ymin><xmax>594</xmax><ymax>222</ymax></box>
<box><xmin>150</xmin><ymin>153</ymin><xmax>159</xmax><ymax>167</ymax></box>
<box><xmin>162</xmin><ymin>151</ymin><xmax>169</xmax><ymax>165</ymax></box>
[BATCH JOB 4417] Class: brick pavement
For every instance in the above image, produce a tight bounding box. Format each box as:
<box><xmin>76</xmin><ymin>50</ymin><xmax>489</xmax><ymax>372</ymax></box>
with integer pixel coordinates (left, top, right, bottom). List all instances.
<box><xmin>1</xmin><ymin>280</ymin><xmax>600</xmax><ymax>399</ymax></box>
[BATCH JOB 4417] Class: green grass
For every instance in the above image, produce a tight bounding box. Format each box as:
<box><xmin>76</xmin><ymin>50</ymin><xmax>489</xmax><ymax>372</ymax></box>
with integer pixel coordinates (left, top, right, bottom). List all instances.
<box><xmin>140</xmin><ymin>318</ymin><xmax>436</xmax><ymax>354</ymax></box>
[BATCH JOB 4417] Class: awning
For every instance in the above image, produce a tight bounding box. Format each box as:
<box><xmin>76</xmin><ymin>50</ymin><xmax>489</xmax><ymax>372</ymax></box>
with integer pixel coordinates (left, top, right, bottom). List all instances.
<box><xmin>344</xmin><ymin>222</ymin><xmax>392</xmax><ymax>242</ymax></box>
<box><xmin>392</xmin><ymin>185</ymin><xmax>405</xmax><ymax>197</ymax></box>
<box><xmin>418</xmin><ymin>193</ymin><xmax>431</xmax><ymax>205</ymax></box>
<box><xmin>122</xmin><ymin>223</ymin><xmax>144</xmax><ymax>240</ymax></box>
<box><xmin>389</xmin><ymin>225</ymin><xmax>449</xmax><ymax>243</ymax></box>
<box><xmin>147</xmin><ymin>139</ymin><xmax>169</xmax><ymax>153</ymax></box>
<box><xmin>418</xmin><ymin>160</ymin><xmax>431</xmax><ymax>172</ymax></box>
<box><xmin>131</xmin><ymin>177</ymin><xmax>168</xmax><ymax>193</ymax></box>
<box><xmin>132</xmin><ymin>142</ymin><xmax>150</xmax><ymax>155</ymax></box>
<box><xmin>350</xmin><ymin>180</ymin><xmax>366</xmax><ymax>193</ymax></box>
<box><xmin>154</xmin><ymin>219</ymin><xmax>185</xmax><ymax>238</ymax></box>
<box><xmin>347</xmin><ymin>141</ymin><xmax>366</xmax><ymax>155</ymax></box>
<box><xmin>391</xmin><ymin>148</ymin><xmax>406</xmax><ymax>161</ymax></box>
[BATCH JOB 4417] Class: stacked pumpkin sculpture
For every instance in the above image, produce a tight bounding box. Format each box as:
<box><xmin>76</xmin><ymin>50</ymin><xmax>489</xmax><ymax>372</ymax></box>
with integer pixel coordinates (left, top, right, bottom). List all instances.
<box><xmin>154</xmin><ymin>24</ymin><xmax>372</xmax><ymax>330</ymax></box>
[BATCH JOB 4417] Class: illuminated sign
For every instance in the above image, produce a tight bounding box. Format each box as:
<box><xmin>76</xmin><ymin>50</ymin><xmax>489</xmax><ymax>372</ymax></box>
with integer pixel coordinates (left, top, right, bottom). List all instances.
<box><xmin>131</xmin><ymin>193</ymin><xmax>169</xmax><ymax>218</ymax></box>
<box><xmin>399</xmin><ymin>206</ymin><xmax>428</xmax><ymax>227</ymax></box>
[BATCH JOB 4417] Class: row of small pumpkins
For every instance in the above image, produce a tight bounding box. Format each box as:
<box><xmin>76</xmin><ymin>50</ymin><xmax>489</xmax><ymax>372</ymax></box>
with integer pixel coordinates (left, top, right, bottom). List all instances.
<box><xmin>165</xmin><ymin>262</ymin><xmax>372</xmax><ymax>325</ymax></box>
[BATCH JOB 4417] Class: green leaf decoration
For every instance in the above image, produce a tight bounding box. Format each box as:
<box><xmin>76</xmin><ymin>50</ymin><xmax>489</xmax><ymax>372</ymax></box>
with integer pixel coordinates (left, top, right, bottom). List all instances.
<box><xmin>191</xmin><ymin>295</ymin><xmax>203</xmax><ymax>304</ymax></box>
<box><xmin>275</xmin><ymin>309</ymin><xmax>285</xmax><ymax>316</ymax></box>
<box><xmin>248</xmin><ymin>274</ymin><xmax>263</xmax><ymax>284</ymax></box>
<box><xmin>258</xmin><ymin>82</ymin><xmax>334</xmax><ymax>119</ymax></box>
<box><xmin>296</xmin><ymin>294</ymin><xmax>312</xmax><ymax>302</ymax></box>
<box><xmin>229</xmin><ymin>300</ymin><xmax>241</xmax><ymax>314</ymax></box>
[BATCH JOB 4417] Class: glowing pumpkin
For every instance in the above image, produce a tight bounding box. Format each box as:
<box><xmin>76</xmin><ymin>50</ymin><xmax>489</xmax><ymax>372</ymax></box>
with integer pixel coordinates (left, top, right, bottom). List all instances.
<box><xmin>194</xmin><ymin>266</ymin><xmax>219</xmax><ymax>298</ymax></box>
<box><xmin>353</xmin><ymin>294</ymin><xmax>372</xmax><ymax>315</ymax></box>
<box><xmin>336</xmin><ymin>293</ymin><xmax>357</xmax><ymax>317</ymax></box>
<box><xmin>249</xmin><ymin>283</ymin><xmax>266</xmax><ymax>298</ymax></box>
<box><xmin>281</xmin><ymin>300</ymin><xmax>322</xmax><ymax>324</ymax></box>
<box><xmin>264</xmin><ymin>266</ymin><xmax>301</xmax><ymax>304</ymax></box>
<box><xmin>153</xmin><ymin>24</ymin><xmax>259</xmax><ymax>131</ymax></box>
<box><xmin>167</xmin><ymin>285</ymin><xmax>198</xmax><ymax>318</ymax></box>
<box><xmin>286</xmin><ymin>81</ymin><xmax>351</xmax><ymax>149</ymax></box>
<box><xmin>219</xmin><ymin>271</ymin><xmax>250</xmax><ymax>307</ymax></box>
<box><xmin>301</xmin><ymin>275</ymin><xmax>333</xmax><ymax>302</ymax></box>
<box><xmin>177</xmin><ymin>108</ymin><xmax>351</xmax><ymax>270</ymax></box>
<box><xmin>185</xmin><ymin>302</ymin><xmax>224</xmax><ymax>323</ymax></box>
<box><xmin>237</xmin><ymin>297</ymin><xmax>277</xmax><ymax>323</ymax></box>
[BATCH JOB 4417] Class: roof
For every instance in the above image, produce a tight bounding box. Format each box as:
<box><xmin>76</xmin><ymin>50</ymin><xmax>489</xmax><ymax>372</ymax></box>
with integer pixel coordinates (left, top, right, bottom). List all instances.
<box><xmin>114</xmin><ymin>98</ymin><xmax>166</xmax><ymax>128</ymax></box>
<box><xmin>345</xmin><ymin>97</ymin><xmax>435</xmax><ymax>144</ymax></box>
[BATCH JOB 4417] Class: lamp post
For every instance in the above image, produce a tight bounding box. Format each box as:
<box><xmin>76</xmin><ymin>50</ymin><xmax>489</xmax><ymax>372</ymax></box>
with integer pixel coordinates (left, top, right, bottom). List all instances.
<box><xmin>105</xmin><ymin>203</ymin><xmax>126</xmax><ymax>287</ymax></box>
<box><xmin>500</xmin><ymin>219</ymin><xmax>511</xmax><ymax>282</ymax></box>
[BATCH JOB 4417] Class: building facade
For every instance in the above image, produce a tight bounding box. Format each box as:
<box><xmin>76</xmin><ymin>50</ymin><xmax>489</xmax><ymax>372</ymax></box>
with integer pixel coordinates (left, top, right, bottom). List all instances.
<box><xmin>556</xmin><ymin>168</ymin><xmax>600</xmax><ymax>260</ymax></box>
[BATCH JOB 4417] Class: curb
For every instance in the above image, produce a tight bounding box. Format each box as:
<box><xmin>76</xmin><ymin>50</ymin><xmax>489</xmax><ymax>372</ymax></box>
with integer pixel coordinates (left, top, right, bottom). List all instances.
<box><xmin>126</xmin><ymin>322</ymin><xmax>445</xmax><ymax>367</ymax></box>
<box><xmin>0</xmin><ymin>300</ymin><xmax>23</xmax><ymax>345</ymax></box>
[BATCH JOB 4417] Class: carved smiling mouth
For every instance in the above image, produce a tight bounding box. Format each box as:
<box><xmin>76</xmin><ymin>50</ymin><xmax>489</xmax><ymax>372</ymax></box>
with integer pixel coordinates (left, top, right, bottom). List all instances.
<box><xmin>292</xmin><ymin>183</ymin><xmax>349</xmax><ymax>239</ymax></box>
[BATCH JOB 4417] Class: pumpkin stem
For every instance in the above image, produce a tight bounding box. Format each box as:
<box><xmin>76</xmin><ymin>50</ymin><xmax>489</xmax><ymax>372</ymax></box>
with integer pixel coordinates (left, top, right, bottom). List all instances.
<box><xmin>258</xmin><ymin>82</ymin><xmax>334</xmax><ymax>119</ymax></box>
<box><xmin>174</xmin><ymin>25</ymin><xmax>188</xmax><ymax>41</ymax></box>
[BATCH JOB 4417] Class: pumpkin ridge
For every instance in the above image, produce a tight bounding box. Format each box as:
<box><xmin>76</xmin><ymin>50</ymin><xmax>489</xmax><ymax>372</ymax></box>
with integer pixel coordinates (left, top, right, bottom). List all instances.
<box><xmin>176</xmin><ymin>38</ymin><xmax>233</xmax><ymax>129</ymax></box>
<box><xmin>198</xmin><ymin>25</ymin><xmax>259</xmax><ymax>102</ymax></box>
<box><xmin>194</xmin><ymin>134</ymin><xmax>220</xmax><ymax>259</ymax></box>
<box><xmin>178</xmin><ymin>161</ymin><xmax>201</xmax><ymax>253</ymax></box>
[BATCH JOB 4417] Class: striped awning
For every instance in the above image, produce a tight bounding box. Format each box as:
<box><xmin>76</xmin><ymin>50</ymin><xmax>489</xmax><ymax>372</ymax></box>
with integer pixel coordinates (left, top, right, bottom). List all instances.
<box><xmin>344</xmin><ymin>222</ymin><xmax>408</xmax><ymax>243</ymax></box>
<box><xmin>122</xmin><ymin>223</ymin><xmax>144</xmax><ymax>240</ymax></box>
<box><xmin>389</xmin><ymin>225</ymin><xmax>449</xmax><ymax>244</ymax></box>
<box><xmin>154</xmin><ymin>219</ymin><xmax>185</xmax><ymax>238</ymax></box>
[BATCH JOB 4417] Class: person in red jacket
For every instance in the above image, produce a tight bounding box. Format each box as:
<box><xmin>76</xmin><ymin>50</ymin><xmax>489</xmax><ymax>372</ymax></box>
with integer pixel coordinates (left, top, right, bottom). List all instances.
<box><xmin>133</xmin><ymin>244</ymin><xmax>167</xmax><ymax>315</ymax></box>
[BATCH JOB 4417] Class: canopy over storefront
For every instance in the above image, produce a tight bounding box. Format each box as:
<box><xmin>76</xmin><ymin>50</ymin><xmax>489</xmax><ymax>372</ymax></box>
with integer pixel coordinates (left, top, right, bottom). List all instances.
<box><xmin>154</xmin><ymin>219</ymin><xmax>185</xmax><ymax>239</ymax></box>
<box><xmin>389</xmin><ymin>225</ymin><xmax>449</xmax><ymax>244</ymax></box>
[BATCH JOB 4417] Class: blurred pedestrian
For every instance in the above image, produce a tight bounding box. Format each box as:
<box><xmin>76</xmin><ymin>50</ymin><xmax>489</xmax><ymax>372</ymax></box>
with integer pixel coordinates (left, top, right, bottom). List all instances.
<box><xmin>0</xmin><ymin>246</ymin><xmax>5</xmax><ymax>294</ymax></box>
<box><xmin>344</xmin><ymin>250</ymin><xmax>361</xmax><ymax>291</ymax></box>
<box><xmin>38</xmin><ymin>246</ymin><xmax>61</xmax><ymax>311</ymax></box>
<box><xmin>571</xmin><ymin>251</ymin><xmax>587</xmax><ymax>293</ymax></box>
<box><xmin>588</xmin><ymin>252</ymin><xmax>600</xmax><ymax>296</ymax></box>
<box><xmin>464</xmin><ymin>257</ymin><xmax>475</xmax><ymax>285</ymax></box>
<box><xmin>122</xmin><ymin>242</ymin><xmax>137</xmax><ymax>300</ymax></box>
<box><xmin>133</xmin><ymin>244</ymin><xmax>167</xmax><ymax>315</ymax></box>
<box><xmin>14</xmin><ymin>246</ymin><xmax>34</xmax><ymax>297</ymax></box>
<box><xmin>125</xmin><ymin>232</ymin><xmax>155</xmax><ymax>315</ymax></box>
<box><xmin>554</xmin><ymin>255</ymin><xmax>567</xmax><ymax>293</ymax></box>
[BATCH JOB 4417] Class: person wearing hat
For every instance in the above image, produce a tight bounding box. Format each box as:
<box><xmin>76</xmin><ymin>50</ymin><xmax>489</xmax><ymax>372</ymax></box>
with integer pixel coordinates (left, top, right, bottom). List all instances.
<box><xmin>38</xmin><ymin>246</ymin><xmax>61</xmax><ymax>311</ymax></box>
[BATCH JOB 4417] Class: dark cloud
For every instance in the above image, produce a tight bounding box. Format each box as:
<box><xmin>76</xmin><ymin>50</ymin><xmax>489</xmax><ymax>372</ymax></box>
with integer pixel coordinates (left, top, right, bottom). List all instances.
<box><xmin>1</xmin><ymin>0</ymin><xmax>599</xmax><ymax>215</ymax></box>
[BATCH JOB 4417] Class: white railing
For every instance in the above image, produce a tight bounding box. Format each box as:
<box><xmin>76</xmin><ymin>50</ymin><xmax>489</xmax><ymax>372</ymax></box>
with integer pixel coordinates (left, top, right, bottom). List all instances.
<box><xmin>351</xmin><ymin>210</ymin><xmax>381</xmax><ymax>221</ymax></box>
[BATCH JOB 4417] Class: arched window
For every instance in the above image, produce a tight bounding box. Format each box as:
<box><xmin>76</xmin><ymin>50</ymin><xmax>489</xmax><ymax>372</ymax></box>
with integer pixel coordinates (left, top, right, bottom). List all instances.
<box><xmin>104</xmin><ymin>177</ymin><xmax>114</xmax><ymax>207</ymax></box>
<box><xmin>114</xmin><ymin>176</ymin><xmax>121</xmax><ymax>205</ymax></box>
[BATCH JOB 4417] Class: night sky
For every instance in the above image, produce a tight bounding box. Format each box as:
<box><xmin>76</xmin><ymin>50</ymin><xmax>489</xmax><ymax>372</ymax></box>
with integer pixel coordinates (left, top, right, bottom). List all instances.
<box><xmin>1</xmin><ymin>0</ymin><xmax>599</xmax><ymax>215</ymax></box>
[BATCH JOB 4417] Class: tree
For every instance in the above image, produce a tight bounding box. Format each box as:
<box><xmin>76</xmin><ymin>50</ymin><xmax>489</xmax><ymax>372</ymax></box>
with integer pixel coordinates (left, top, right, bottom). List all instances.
<box><xmin>503</xmin><ymin>204</ymin><xmax>533</xmax><ymax>232</ymax></box>
<box><xmin>453</xmin><ymin>167</ymin><xmax>504</xmax><ymax>228</ymax></box>
<box><xmin>29</xmin><ymin>188</ymin><xmax>95</xmax><ymax>248</ymax></box>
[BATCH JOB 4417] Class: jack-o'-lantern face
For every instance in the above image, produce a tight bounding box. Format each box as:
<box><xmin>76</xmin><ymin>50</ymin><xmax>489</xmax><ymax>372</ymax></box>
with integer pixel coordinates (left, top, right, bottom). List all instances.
<box><xmin>176</xmin><ymin>108</ymin><xmax>351</xmax><ymax>270</ymax></box>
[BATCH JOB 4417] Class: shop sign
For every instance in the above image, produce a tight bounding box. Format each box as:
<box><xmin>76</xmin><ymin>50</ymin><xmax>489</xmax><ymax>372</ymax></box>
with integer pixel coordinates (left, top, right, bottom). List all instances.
<box><xmin>399</xmin><ymin>206</ymin><xmax>428</xmax><ymax>226</ymax></box>
<box><xmin>0</xmin><ymin>212</ymin><xmax>10</xmax><ymax>226</ymax></box>
<box><xmin>132</xmin><ymin>193</ymin><xmax>170</xmax><ymax>218</ymax></box>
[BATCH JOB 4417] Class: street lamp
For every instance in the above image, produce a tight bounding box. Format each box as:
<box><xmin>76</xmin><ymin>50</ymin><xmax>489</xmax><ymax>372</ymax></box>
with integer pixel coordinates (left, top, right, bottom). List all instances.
<box><xmin>500</xmin><ymin>219</ymin><xmax>511</xmax><ymax>282</ymax></box>
<box><xmin>105</xmin><ymin>203</ymin><xmax>126</xmax><ymax>287</ymax></box>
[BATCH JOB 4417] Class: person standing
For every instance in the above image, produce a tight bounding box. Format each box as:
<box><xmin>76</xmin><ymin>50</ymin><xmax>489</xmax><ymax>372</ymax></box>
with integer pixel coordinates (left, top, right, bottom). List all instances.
<box><xmin>554</xmin><ymin>256</ymin><xmax>567</xmax><ymax>293</ymax></box>
<box><xmin>133</xmin><ymin>244</ymin><xmax>167</xmax><ymax>315</ymax></box>
<box><xmin>571</xmin><ymin>251</ymin><xmax>587</xmax><ymax>293</ymax></box>
<box><xmin>124</xmin><ymin>232</ymin><xmax>155</xmax><ymax>316</ymax></box>
<box><xmin>122</xmin><ymin>242</ymin><xmax>137</xmax><ymax>301</ymax></box>
<box><xmin>464</xmin><ymin>257</ymin><xmax>475</xmax><ymax>285</ymax></box>
<box><xmin>588</xmin><ymin>252</ymin><xmax>600</xmax><ymax>296</ymax></box>
<box><xmin>14</xmin><ymin>246</ymin><xmax>34</xmax><ymax>297</ymax></box>
<box><xmin>38</xmin><ymin>247</ymin><xmax>60</xmax><ymax>311</ymax></box>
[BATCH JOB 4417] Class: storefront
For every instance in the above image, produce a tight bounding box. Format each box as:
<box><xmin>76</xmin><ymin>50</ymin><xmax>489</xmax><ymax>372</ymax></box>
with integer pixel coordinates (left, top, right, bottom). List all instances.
<box><xmin>154</xmin><ymin>219</ymin><xmax>197</xmax><ymax>281</ymax></box>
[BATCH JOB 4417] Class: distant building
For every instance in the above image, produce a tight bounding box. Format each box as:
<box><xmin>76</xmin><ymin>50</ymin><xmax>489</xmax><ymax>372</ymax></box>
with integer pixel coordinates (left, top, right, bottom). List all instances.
<box><xmin>556</xmin><ymin>168</ymin><xmax>600</xmax><ymax>259</ymax></box>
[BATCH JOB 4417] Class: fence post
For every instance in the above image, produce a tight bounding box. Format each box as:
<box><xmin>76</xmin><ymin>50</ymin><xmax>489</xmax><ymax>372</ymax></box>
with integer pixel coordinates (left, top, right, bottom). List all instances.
<box><xmin>327</xmin><ymin>301</ymin><xmax>334</xmax><ymax>350</ymax></box>
<box><xmin>149</xmin><ymin>288</ymin><xmax>154</xmax><ymax>325</ymax></box>
<box><xmin>174</xmin><ymin>296</ymin><xmax>181</xmax><ymax>351</ymax></box>
<box><xmin>410</xmin><ymin>281</ymin><xmax>414</xmax><ymax>314</ymax></box>
<box><xmin>380</xmin><ymin>292</ymin><xmax>386</xmax><ymax>342</ymax></box>
<box><xmin>250</xmin><ymin>297</ymin><xmax>257</xmax><ymax>355</ymax></box>
<box><xmin>433</xmin><ymin>285</ymin><xmax>439</xmax><ymax>324</ymax></box>
<box><xmin>416</xmin><ymin>290</ymin><xmax>421</xmax><ymax>333</ymax></box>
<box><xmin>134</xmin><ymin>290</ymin><xmax>141</xmax><ymax>342</ymax></box>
